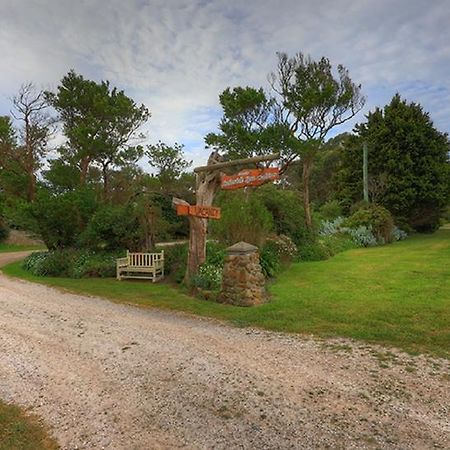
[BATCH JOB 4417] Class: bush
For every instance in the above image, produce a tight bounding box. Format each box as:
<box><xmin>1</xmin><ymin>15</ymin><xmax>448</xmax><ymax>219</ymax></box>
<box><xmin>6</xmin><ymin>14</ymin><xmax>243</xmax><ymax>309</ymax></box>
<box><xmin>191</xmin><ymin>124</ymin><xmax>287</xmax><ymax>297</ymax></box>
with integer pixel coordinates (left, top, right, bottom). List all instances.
<box><xmin>347</xmin><ymin>226</ymin><xmax>378</xmax><ymax>247</ymax></box>
<box><xmin>70</xmin><ymin>252</ymin><xmax>117</xmax><ymax>278</ymax></box>
<box><xmin>22</xmin><ymin>249</ymin><xmax>118</xmax><ymax>278</ymax></box>
<box><xmin>344</xmin><ymin>203</ymin><xmax>394</xmax><ymax>243</ymax></box>
<box><xmin>211</xmin><ymin>190</ymin><xmax>273</xmax><ymax>246</ymax></box>
<box><xmin>319</xmin><ymin>217</ymin><xmax>345</xmax><ymax>236</ymax></box>
<box><xmin>320</xmin><ymin>234</ymin><xmax>358</xmax><ymax>255</ymax></box>
<box><xmin>297</xmin><ymin>239</ymin><xmax>330</xmax><ymax>261</ymax></box>
<box><xmin>0</xmin><ymin>217</ymin><xmax>9</xmax><ymax>243</ymax></box>
<box><xmin>160</xmin><ymin>243</ymin><xmax>188</xmax><ymax>283</ymax></box>
<box><xmin>319</xmin><ymin>200</ymin><xmax>343</xmax><ymax>220</ymax></box>
<box><xmin>392</xmin><ymin>227</ymin><xmax>408</xmax><ymax>241</ymax></box>
<box><xmin>22</xmin><ymin>249</ymin><xmax>79</xmax><ymax>277</ymax></box>
<box><xmin>260</xmin><ymin>240</ymin><xmax>282</xmax><ymax>278</ymax></box>
<box><xmin>191</xmin><ymin>263</ymin><xmax>222</xmax><ymax>291</ymax></box>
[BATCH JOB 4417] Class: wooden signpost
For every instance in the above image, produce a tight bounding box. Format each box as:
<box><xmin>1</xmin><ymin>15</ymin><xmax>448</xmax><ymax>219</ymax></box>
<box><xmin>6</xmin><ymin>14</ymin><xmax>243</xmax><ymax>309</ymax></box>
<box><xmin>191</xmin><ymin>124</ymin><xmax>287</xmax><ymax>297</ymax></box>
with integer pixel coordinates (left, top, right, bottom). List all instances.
<box><xmin>221</xmin><ymin>167</ymin><xmax>280</xmax><ymax>190</ymax></box>
<box><xmin>175</xmin><ymin>203</ymin><xmax>221</xmax><ymax>220</ymax></box>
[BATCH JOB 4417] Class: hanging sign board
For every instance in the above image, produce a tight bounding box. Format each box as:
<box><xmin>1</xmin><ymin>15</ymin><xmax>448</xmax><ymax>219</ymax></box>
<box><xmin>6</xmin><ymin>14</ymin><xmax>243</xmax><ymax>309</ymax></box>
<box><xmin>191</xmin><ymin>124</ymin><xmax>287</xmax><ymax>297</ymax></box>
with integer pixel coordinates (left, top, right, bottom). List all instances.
<box><xmin>221</xmin><ymin>167</ymin><xmax>280</xmax><ymax>190</ymax></box>
<box><xmin>176</xmin><ymin>204</ymin><xmax>221</xmax><ymax>220</ymax></box>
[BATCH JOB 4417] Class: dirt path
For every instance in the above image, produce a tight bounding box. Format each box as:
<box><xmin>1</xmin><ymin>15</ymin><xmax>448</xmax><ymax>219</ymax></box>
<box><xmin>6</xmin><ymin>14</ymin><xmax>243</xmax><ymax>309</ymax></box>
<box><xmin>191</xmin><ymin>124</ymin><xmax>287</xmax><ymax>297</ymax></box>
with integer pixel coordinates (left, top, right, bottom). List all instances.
<box><xmin>0</xmin><ymin>253</ymin><xmax>448</xmax><ymax>449</ymax></box>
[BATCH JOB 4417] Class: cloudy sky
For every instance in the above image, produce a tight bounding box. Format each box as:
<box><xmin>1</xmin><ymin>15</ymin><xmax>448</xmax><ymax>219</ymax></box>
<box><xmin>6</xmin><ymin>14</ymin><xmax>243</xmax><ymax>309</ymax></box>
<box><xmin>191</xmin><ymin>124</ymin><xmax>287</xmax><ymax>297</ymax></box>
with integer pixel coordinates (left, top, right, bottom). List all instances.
<box><xmin>1</xmin><ymin>0</ymin><xmax>449</xmax><ymax>167</ymax></box>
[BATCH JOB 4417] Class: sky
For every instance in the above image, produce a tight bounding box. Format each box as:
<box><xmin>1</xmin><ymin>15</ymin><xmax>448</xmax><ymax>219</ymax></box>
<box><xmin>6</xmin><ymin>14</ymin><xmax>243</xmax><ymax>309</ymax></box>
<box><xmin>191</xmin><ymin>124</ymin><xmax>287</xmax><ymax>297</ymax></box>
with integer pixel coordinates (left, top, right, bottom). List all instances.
<box><xmin>0</xmin><ymin>0</ymin><xmax>449</xmax><ymax>168</ymax></box>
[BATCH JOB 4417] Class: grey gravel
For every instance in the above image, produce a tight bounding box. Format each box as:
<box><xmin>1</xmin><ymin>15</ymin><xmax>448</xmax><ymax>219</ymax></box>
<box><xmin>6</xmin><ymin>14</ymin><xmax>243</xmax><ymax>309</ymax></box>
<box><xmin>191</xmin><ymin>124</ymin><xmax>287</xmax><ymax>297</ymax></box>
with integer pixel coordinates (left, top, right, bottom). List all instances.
<box><xmin>0</xmin><ymin>252</ymin><xmax>449</xmax><ymax>450</ymax></box>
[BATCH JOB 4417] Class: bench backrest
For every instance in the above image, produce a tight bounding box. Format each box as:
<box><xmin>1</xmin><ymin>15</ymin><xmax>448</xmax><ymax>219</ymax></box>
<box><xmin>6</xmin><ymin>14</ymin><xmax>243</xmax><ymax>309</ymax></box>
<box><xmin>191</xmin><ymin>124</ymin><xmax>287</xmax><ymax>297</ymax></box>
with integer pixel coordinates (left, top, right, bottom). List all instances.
<box><xmin>127</xmin><ymin>250</ymin><xmax>164</xmax><ymax>267</ymax></box>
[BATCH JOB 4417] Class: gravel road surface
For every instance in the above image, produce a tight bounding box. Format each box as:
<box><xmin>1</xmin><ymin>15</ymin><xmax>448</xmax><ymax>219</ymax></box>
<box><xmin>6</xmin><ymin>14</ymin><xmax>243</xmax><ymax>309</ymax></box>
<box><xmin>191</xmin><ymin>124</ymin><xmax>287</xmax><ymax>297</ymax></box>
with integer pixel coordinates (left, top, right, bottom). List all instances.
<box><xmin>0</xmin><ymin>252</ymin><xmax>448</xmax><ymax>449</ymax></box>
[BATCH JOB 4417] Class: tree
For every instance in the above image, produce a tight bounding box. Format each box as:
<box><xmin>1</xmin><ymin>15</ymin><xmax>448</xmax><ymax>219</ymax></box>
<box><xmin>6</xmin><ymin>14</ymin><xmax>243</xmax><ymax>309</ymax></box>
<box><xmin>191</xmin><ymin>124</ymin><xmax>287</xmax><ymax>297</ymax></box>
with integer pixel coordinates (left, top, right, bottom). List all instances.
<box><xmin>337</xmin><ymin>94</ymin><xmax>450</xmax><ymax>232</ymax></box>
<box><xmin>206</xmin><ymin>53</ymin><xmax>365</xmax><ymax>229</ymax></box>
<box><xmin>269</xmin><ymin>52</ymin><xmax>365</xmax><ymax>228</ymax></box>
<box><xmin>46</xmin><ymin>71</ymin><xmax>150</xmax><ymax>197</ymax></box>
<box><xmin>0</xmin><ymin>84</ymin><xmax>53</xmax><ymax>202</ymax></box>
<box><xmin>146</xmin><ymin>141</ymin><xmax>192</xmax><ymax>183</ymax></box>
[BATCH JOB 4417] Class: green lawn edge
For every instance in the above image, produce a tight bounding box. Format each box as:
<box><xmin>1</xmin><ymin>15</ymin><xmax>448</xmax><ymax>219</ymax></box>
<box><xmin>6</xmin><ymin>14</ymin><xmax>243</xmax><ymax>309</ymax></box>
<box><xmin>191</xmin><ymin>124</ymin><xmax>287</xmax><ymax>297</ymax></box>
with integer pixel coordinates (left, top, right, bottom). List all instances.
<box><xmin>0</xmin><ymin>400</ymin><xmax>58</xmax><ymax>450</ymax></box>
<box><xmin>2</xmin><ymin>230</ymin><xmax>449</xmax><ymax>359</ymax></box>
<box><xmin>0</xmin><ymin>243</ymin><xmax>46</xmax><ymax>253</ymax></box>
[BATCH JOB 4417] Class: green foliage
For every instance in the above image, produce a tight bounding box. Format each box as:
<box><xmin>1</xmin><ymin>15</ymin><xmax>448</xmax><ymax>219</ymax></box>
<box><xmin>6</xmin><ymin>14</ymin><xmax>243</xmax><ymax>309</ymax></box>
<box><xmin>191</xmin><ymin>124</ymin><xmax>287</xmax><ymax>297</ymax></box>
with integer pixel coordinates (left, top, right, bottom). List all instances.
<box><xmin>29</xmin><ymin>188</ymin><xmax>98</xmax><ymax>250</ymax></box>
<box><xmin>0</xmin><ymin>217</ymin><xmax>9</xmax><ymax>243</ymax></box>
<box><xmin>255</xmin><ymin>184</ymin><xmax>309</xmax><ymax>246</ymax></box>
<box><xmin>319</xmin><ymin>200</ymin><xmax>343</xmax><ymax>220</ymax></box>
<box><xmin>337</xmin><ymin>94</ymin><xmax>450</xmax><ymax>232</ymax></box>
<box><xmin>146</xmin><ymin>141</ymin><xmax>192</xmax><ymax>181</ymax></box>
<box><xmin>211</xmin><ymin>190</ymin><xmax>273</xmax><ymax>247</ymax></box>
<box><xmin>344</xmin><ymin>203</ymin><xmax>394</xmax><ymax>243</ymax></box>
<box><xmin>297</xmin><ymin>239</ymin><xmax>330</xmax><ymax>261</ymax></box>
<box><xmin>159</xmin><ymin>243</ymin><xmax>188</xmax><ymax>283</ymax></box>
<box><xmin>79</xmin><ymin>204</ymin><xmax>141</xmax><ymax>251</ymax></box>
<box><xmin>320</xmin><ymin>234</ymin><xmax>358</xmax><ymax>255</ymax></box>
<box><xmin>22</xmin><ymin>249</ymin><xmax>118</xmax><ymax>278</ymax></box>
<box><xmin>259</xmin><ymin>240</ymin><xmax>282</xmax><ymax>278</ymax></box>
<box><xmin>22</xmin><ymin>250</ymin><xmax>76</xmax><ymax>277</ymax></box>
<box><xmin>46</xmin><ymin>70</ymin><xmax>149</xmax><ymax>194</ymax></box>
<box><xmin>191</xmin><ymin>263</ymin><xmax>222</xmax><ymax>291</ymax></box>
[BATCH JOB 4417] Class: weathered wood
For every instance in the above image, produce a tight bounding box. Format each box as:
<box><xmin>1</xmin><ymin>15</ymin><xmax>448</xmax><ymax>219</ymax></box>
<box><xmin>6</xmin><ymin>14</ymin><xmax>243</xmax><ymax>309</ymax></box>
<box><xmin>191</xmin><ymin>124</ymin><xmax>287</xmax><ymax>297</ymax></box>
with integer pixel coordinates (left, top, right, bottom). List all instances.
<box><xmin>173</xmin><ymin>199</ymin><xmax>221</xmax><ymax>219</ymax></box>
<box><xmin>193</xmin><ymin>153</ymin><xmax>280</xmax><ymax>173</ymax></box>
<box><xmin>221</xmin><ymin>167</ymin><xmax>280</xmax><ymax>190</ymax></box>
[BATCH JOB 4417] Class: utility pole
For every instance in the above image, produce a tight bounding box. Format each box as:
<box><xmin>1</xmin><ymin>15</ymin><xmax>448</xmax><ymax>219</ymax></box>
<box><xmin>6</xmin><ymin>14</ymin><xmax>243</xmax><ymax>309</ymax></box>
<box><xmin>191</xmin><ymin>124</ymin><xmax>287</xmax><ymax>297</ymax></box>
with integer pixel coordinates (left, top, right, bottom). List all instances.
<box><xmin>363</xmin><ymin>141</ymin><xmax>369</xmax><ymax>202</ymax></box>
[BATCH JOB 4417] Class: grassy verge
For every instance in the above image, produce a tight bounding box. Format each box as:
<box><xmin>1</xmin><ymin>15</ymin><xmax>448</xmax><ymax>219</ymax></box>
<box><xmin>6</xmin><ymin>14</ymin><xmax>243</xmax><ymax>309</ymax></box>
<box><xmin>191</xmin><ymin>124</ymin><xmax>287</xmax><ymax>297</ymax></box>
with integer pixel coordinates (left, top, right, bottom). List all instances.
<box><xmin>0</xmin><ymin>243</ymin><xmax>45</xmax><ymax>253</ymax></box>
<box><xmin>0</xmin><ymin>400</ymin><xmax>58</xmax><ymax>450</ymax></box>
<box><xmin>3</xmin><ymin>230</ymin><xmax>449</xmax><ymax>358</ymax></box>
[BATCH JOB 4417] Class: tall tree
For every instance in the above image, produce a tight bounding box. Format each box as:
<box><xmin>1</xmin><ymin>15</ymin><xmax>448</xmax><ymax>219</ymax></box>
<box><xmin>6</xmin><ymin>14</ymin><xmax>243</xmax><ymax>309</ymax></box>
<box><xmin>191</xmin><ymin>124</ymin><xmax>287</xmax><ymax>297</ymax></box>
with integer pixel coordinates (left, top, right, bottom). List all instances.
<box><xmin>0</xmin><ymin>83</ymin><xmax>52</xmax><ymax>202</ymax></box>
<box><xmin>207</xmin><ymin>53</ymin><xmax>364</xmax><ymax>229</ymax></box>
<box><xmin>337</xmin><ymin>94</ymin><xmax>450</xmax><ymax>232</ymax></box>
<box><xmin>269</xmin><ymin>52</ymin><xmax>365</xmax><ymax>227</ymax></box>
<box><xmin>46</xmin><ymin>71</ymin><xmax>150</xmax><ymax>197</ymax></box>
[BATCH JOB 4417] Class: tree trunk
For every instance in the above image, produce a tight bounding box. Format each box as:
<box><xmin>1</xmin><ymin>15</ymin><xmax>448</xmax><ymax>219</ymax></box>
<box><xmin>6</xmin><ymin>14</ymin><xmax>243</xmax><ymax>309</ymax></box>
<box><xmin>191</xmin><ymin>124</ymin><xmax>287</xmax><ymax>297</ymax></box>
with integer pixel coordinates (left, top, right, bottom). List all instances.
<box><xmin>102</xmin><ymin>163</ymin><xmax>109</xmax><ymax>201</ymax></box>
<box><xmin>302</xmin><ymin>157</ymin><xmax>313</xmax><ymax>229</ymax></box>
<box><xmin>80</xmin><ymin>157</ymin><xmax>91</xmax><ymax>186</ymax></box>
<box><xmin>183</xmin><ymin>155</ymin><xmax>222</xmax><ymax>284</ymax></box>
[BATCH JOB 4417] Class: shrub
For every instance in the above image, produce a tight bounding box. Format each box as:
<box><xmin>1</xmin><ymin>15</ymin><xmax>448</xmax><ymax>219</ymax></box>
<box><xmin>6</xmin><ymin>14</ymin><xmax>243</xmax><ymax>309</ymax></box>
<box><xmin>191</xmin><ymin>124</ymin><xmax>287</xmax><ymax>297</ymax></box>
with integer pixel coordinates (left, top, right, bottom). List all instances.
<box><xmin>22</xmin><ymin>249</ymin><xmax>80</xmax><ymax>277</ymax></box>
<box><xmin>260</xmin><ymin>240</ymin><xmax>282</xmax><ymax>278</ymax></box>
<box><xmin>70</xmin><ymin>253</ymin><xmax>117</xmax><ymax>278</ymax></box>
<box><xmin>344</xmin><ymin>203</ymin><xmax>394</xmax><ymax>243</ymax></box>
<box><xmin>297</xmin><ymin>239</ymin><xmax>330</xmax><ymax>261</ymax></box>
<box><xmin>392</xmin><ymin>227</ymin><xmax>408</xmax><ymax>241</ymax></box>
<box><xmin>191</xmin><ymin>263</ymin><xmax>222</xmax><ymax>291</ymax></box>
<box><xmin>0</xmin><ymin>217</ymin><xmax>9</xmax><ymax>243</ymax></box>
<box><xmin>319</xmin><ymin>217</ymin><xmax>345</xmax><ymax>236</ymax></box>
<box><xmin>160</xmin><ymin>243</ymin><xmax>188</xmax><ymax>283</ymax></box>
<box><xmin>320</xmin><ymin>234</ymin><xmax>358</xmax><ymax>255</ymax></box>
<box><xmin>205</xmin><ymin>242</ymin><xmax>226</xmax><ymax>268</ymax></box>
<box><xmin>319</xmin><ymin>200</ymin><xmax>343</xmax><ymax>220</ymax></box>
<box><xmin>347</xmin><ymin>226</ymin><xmax>378</xmax><ymax>247</ymax></box>
<box><xmin>211</xmin><ymin>190</ymin><xmax>273</xmax><ymax>246</ymax></box>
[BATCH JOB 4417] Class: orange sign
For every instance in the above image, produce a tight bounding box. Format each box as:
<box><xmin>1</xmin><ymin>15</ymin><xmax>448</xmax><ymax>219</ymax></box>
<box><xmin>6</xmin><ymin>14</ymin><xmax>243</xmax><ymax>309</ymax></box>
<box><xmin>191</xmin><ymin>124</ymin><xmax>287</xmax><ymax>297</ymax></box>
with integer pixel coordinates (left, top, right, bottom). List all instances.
<box><xmin>176</xmin><ymin>204</ymin><xmax>221</xmax><ymax>220</ymax></box>
<box><xmin>221</xmin><ymin>167</ymin><xmax>280</xmax><ymax>190</ymax></box>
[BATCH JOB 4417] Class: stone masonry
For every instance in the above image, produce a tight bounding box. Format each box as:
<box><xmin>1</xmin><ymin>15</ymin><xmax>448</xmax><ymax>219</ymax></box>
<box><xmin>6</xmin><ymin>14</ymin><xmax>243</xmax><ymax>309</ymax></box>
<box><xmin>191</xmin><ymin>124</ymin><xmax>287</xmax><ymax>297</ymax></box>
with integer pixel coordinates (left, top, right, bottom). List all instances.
<box><xmin>219</xmin><ymin>241</ymin><xmax>266</xmax><ymax>306</ymax></box>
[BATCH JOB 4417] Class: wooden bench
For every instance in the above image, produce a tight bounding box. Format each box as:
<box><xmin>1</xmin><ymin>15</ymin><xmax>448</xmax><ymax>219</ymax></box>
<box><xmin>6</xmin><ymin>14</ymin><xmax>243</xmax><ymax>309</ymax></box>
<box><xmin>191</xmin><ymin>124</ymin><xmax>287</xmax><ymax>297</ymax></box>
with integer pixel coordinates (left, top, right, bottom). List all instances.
<box><xmin>116</xmin><ymin>250</ymin><xmax>164</xmax><ymax>282</ymax></box>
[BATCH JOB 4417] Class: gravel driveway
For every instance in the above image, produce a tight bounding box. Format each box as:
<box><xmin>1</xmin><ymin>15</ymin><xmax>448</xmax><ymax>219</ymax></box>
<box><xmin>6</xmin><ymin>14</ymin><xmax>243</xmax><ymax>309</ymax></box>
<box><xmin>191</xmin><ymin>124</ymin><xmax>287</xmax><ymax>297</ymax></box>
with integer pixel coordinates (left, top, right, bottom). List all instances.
<box><xmin>0</xmin><ymin>252</ymin><xmax>448</xmax><ymax>449</ymax></box>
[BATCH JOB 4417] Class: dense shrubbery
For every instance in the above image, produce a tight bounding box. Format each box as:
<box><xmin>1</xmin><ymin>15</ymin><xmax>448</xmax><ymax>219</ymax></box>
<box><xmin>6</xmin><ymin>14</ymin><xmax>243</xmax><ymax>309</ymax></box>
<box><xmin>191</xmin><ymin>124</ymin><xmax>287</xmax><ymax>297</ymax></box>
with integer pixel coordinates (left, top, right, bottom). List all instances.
<box><xmin>0</xmin><ymin>217</ymin><xmax>9</xmax><ymax>243</ymax></box>
<box><xmin>22</xmin><ymin>250</ymin><xmax>119</xmax><ymax>278</ymax></box>
<box><xmin>344</xmin><ymin>203</ymin><xmax>394</xmax><ymax>243</ymax></box>
<box><xmin>211</xmin><ymin>190</ymin><xmax>273</xmax><ymax>246</ymax></box>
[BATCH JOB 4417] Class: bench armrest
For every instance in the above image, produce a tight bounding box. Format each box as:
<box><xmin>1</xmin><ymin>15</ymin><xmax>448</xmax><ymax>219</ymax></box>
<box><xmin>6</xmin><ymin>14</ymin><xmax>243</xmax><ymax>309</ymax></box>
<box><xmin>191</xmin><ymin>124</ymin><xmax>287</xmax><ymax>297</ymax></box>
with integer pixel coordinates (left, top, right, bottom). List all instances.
<box><xmin>116</xmin><ymin>257</ymin><xmax>128</xmax><ymax>267</ymax></box>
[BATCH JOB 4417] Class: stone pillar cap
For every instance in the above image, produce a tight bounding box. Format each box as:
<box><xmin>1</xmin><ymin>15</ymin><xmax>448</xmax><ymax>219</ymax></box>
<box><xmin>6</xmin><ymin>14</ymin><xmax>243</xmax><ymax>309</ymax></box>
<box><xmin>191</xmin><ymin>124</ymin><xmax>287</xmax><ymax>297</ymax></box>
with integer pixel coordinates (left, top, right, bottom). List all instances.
<box><xmin>226</xmin><ymin>241</ymin><xmax>258</xmax><ymax>255</ymax></box>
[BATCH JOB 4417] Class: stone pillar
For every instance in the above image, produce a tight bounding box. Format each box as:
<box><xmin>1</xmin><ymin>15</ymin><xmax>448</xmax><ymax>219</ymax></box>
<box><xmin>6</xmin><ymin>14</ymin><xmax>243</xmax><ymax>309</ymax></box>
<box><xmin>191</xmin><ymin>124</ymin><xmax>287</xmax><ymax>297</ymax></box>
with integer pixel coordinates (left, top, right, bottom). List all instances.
<box><xmin>219</xmin><ymin>241</ymin><xmax>266</xmax><ymax>306</ymax></box>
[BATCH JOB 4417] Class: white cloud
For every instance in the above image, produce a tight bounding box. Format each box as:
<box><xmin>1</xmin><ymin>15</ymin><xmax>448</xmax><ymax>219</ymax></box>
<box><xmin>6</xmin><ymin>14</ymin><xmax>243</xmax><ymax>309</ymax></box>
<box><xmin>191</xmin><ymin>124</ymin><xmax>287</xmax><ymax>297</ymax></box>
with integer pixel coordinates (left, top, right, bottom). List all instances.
<box><xmin>0</xmin><ymin>0</ymin><xmax>449</xmax><ymax>168</ymax></box>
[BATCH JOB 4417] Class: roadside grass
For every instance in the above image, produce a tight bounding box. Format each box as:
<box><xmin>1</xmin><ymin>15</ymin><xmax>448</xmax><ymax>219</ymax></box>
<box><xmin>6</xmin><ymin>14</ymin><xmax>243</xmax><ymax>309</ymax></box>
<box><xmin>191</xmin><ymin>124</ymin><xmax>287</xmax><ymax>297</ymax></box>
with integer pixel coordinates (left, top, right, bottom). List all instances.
<box><xmin>0</xmin><ymin>243</ymin><xmax>45</xmax><ymax>253</ymax></box>
<box><xmin>2</xmin><ymin>230</ymin><xmax>449</xmax><ymax>359</ymax></box>
<box><xmin>0</xmin><ymin>400</ymin><xmax>58</xmax><ymax>450</ymax></box>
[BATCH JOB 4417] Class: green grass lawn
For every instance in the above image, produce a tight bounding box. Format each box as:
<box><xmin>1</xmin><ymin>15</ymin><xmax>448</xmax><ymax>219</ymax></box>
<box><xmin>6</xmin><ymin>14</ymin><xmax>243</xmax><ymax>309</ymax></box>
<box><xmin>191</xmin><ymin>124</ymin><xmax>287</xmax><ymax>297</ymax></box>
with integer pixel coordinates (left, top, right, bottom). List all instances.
<box><xmin>0</xmin><ymin>400</ymin><xmax>58</xmax><ymax>450</ymax></box>
<box><xmin>2</xmin><ymin>230</ymin><xmax>449</xmax><ymax>358</ymax></box>
<box><xmin>0</xmin><ymin>243</ymin><xmax>45</xmax><ymax>253</ymax></box>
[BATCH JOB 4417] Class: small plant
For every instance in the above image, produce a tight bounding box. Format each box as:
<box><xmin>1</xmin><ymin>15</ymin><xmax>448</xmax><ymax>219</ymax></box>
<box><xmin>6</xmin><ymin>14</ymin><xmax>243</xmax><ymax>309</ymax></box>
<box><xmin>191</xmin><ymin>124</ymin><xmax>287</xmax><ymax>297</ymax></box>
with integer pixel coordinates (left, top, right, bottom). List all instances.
<box><xmin>191</xmin><ymin>263</ymin><xmax>222</xmax><ymax>290</ymax></box>
<box><xmin>392</xmin><ymin>227</ymin><xmax>408</xmax><ymax>241</ymax></box>
<box><xmin>346</xmin><ymin>225</ymin><xmax>378</xmax><ymax>247</ymax></box>
<box><xmin>319</xmin><ymin>217</ymin><xmax>345</xmax><ymax>236</ymax></box>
